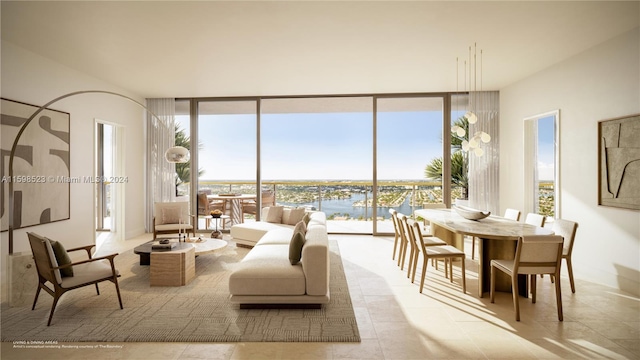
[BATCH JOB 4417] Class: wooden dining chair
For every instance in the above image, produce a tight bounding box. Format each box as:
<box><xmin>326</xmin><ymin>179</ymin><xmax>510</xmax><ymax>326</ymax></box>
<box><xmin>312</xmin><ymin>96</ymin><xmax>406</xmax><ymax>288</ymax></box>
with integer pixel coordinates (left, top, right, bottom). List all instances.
<box><xmin>408</xmin><ymin>219</ymin><xmax>466</xmax><ymax>294</ymax></box>
<box><xmin>400</xmin><ymin>214</ymin><xmax>447</xmax><ymax>278</ymax></box>
<box><xmin>550</xmin><ymin>218</ymin><xmax>579</xmax><ymax>293</ymax></box>
<box><xmin>525</xmin><ymin>213</ymin><xmax>546</xmax><ymax>227</ymax></box>
<box><xmin>389</xmin><ymin>209</ymin><xmax>402</xmax><ymax>261</ymax></box>
<box><xmin>504</xmin><ymin>208</ymin><xmax>522</xmax><ymax>221</ymax></box>
<box><xmin>490</xmin><ymin>235</ymin><xmax>564</xmax><ymax>321</ymax></box>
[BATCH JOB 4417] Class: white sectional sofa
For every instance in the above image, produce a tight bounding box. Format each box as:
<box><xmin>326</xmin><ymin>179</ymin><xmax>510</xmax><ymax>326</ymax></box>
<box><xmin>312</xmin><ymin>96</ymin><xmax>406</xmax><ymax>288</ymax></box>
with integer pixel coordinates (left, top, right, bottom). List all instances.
<box><xmin>228</xmin><ymin>207</ymin><xmax>330</xmax><ymax>308</ymax></box>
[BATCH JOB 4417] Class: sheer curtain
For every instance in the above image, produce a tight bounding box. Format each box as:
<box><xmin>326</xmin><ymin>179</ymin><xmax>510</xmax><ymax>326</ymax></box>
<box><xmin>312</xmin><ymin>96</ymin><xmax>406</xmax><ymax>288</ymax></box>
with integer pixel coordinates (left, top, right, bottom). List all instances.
<box><xmin>468</xmin><ymin>91</ymin><xmax>500</xmax><ymax>214</ymax></box>
<box><xmin>145</xmin><ymin>98</ymin><xmax>176</xmax><ymax>232</ymax></box>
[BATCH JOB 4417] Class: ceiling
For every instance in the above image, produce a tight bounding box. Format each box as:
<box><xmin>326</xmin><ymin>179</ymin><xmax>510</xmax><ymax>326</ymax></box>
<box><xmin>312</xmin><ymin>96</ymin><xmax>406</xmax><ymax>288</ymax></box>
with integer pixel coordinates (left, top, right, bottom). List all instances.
<box><xmin>2</xmin><ymin>1</ymin><xmax>638</xmax><ymax>99</ymax></box>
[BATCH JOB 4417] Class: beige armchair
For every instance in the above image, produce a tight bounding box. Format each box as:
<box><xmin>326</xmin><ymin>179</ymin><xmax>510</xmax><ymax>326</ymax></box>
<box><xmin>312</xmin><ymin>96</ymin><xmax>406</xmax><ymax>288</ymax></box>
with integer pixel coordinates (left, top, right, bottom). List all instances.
<box><xmin>153</xmin><ymin>201</ymin><xmax>195</xmax><ymax>240</ymax></box>
<box><xmin>27</xmin><ymin>232</ymin><xmax>123</xmax><ymax>326</ymax></box>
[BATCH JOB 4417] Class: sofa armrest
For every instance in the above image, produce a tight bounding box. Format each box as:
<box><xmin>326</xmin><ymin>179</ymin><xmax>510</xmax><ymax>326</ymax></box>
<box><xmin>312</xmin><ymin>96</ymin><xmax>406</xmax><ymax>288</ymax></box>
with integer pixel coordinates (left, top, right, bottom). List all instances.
<box><xmin>301</xmin><ymin>228</ymin><xmax>329</xmax><ymax>296</ymax></box>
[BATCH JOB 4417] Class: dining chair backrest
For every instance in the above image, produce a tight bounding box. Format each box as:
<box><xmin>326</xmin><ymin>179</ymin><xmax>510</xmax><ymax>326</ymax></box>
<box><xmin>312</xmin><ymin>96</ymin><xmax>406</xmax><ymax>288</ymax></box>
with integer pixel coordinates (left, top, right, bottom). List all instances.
<box><xmin>524</xmin><ymin>213</ymin><xmax>546</xmax><ymax>227</ymax></box>
<box><xmin>504</xmin><ymin>208</ymin><xmax>521</xmax><ymax>221</ymax></box>
<box><xmin>397</xmin><ymin>213</ymin><xmax>409</xmax><ymax>241</ymax></box>
<box><xmin>408</xmin><ymin>218</ymin><xmax>426</xmax><ymax>253</ymax></box>
<box><xmin>389</xmin><ymin>209</ymin><xmax>400</xmax><ymax>235</ymax></box>
<box><xmin>515</xmin><ymin>235</ymin><xmax>564</xmax><ymax>274</ymax></box>
<box><xmin>552</xmin><ymin>218</ymin><xmax>578</xmax><ymax>256</ymax></box>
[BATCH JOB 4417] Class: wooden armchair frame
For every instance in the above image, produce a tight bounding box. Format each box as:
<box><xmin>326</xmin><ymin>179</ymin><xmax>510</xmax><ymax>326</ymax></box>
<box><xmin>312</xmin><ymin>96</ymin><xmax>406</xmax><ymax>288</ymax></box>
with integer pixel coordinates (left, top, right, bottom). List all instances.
<box><xmin>27</xmin><ymin>232</ymin><xmax>123</xmax><ymax>326</ymax></box>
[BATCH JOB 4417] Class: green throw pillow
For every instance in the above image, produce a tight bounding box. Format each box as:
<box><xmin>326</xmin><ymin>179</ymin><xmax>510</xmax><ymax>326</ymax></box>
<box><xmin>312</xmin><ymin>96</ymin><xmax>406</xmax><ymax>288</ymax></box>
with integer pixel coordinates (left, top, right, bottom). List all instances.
<box><xmin>48</xmin><ymin>239</ymin><xmax>74</xmax><ymax>277</ymax></box>
<box><xmin>289</xmin><ymin>231</ymin><xmax>306</xmax><ymax>265</ymax></box>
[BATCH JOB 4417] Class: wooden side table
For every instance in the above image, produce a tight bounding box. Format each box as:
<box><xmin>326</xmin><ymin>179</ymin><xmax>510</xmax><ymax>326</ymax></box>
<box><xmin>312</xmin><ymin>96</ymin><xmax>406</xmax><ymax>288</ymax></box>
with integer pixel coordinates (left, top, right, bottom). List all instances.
<box><xmin>150</xmin><ymin>246</ymin><xmax>195</xmax><ymax>286</ymax></box>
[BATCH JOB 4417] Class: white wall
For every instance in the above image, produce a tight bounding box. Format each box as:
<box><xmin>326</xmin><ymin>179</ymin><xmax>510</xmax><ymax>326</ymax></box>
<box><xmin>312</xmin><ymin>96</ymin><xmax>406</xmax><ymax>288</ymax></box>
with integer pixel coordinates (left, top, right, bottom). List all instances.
<box><xmin>500</xmin><ymin>28</ymin><xmax>640</xmax><ymax>295</ymax></box>
<box><xmin>1</xmin><ymin>40</ymin><xmax>147</xmax><ymax>302</ymax></box>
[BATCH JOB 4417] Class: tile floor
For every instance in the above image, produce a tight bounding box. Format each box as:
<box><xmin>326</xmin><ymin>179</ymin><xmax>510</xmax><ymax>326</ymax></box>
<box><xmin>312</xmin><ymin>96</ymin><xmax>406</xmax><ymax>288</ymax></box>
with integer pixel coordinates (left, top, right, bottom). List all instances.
<box><xmin>2</xmin><ymin>234</ymin><xmax>638</xmax><ymax>360</ymax></box>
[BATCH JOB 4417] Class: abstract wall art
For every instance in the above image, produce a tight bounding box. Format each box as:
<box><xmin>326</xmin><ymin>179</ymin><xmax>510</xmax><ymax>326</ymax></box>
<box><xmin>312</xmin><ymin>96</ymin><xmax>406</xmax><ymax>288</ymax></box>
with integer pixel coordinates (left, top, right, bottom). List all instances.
<box><xmin>598</xmin><ymin>114</ymin><xmax>640</xmax><ymax>211</ymax></box>
<box><xmin>1</xmin><ymin>98</ymin><xmax>70</xmax><ymax>231</ymax></box>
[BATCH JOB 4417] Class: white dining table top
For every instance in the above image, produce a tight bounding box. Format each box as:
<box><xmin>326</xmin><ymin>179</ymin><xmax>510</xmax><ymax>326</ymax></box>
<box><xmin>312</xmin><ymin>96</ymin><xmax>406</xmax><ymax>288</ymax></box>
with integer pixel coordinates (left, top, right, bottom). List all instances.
<box><xmin>414</xmin><ymin>208</ymin><xmax>553</xmax><ymax>240</ymax></box>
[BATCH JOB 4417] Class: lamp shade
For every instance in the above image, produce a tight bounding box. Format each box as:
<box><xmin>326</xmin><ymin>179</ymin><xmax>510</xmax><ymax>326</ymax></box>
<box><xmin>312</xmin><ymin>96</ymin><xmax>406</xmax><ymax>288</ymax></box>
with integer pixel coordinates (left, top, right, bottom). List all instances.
<box><xmin>165</xmin><ymin>146</ymin><xmax>190</xmax><ymax>163</ymax></box>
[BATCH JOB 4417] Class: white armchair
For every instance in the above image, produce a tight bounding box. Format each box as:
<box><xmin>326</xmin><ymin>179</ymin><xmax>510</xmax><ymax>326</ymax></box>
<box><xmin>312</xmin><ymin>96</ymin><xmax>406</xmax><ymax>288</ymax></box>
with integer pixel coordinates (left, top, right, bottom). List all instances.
<box><xmin>153</xmin><ymin>201</ymin><xmax>195</xmax><ymax>240</ymax></box>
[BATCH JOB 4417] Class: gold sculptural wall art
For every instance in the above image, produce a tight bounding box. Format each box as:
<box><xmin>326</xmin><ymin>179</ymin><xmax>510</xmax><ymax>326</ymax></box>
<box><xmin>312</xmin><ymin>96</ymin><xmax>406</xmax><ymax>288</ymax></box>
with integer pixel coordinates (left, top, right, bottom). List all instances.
<box><xmin>598</xmin><ymin>114</ymin><xmax>640</xmax><ymax>210</ymax></box>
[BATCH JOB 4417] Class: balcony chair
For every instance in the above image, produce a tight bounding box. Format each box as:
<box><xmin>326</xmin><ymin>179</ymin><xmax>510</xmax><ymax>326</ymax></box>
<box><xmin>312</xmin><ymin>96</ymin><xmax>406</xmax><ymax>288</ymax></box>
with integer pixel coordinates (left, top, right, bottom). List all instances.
<box><xmin>27</xmin><ymin>232</ymin><xmax>123</xmax><ymax>326</ymax></box>
<box><xmin>241</xmin><ymin>190</ymin><xmax>275</xmax><ymax>221</ymax></box>
<box><xmin>490</xmin><ymin>235</ymin><xmax>564</xmax><ymax>321</ymax></box>
<box><xmin>408</xmin><ymin>219</ymin><xmax>467</xmax><ymax>294</ymax></box>
<box><xmin>153</xmin><ymin>201</ymin><xmax>195</xmax><ymax>240</ymax></box>
<box><xmin>197</xmin><ymin>191</ymin><xmax>226</xmax><ymax>229</ymax></box>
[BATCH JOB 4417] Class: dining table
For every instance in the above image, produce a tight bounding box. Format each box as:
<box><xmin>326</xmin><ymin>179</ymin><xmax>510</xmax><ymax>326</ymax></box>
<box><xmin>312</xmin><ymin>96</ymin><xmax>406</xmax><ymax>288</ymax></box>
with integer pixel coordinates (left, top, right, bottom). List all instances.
<box><xmin>414</xmin><ymin>208</ymin><xmax>554</xmax><ymax>297</ymax></box>
<box><xmin>207</xmin><ymin>194</ymin><xmax>256</xmax><ymax>227</ymax></box>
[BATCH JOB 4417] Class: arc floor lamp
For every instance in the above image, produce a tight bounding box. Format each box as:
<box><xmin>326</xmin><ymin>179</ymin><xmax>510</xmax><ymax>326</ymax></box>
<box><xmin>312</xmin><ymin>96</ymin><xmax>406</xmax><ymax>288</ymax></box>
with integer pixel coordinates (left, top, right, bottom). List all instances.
<box><xmin>6</xmin><ymin>90</ymin><xmax>189</xmax><ymax>254</ymax></box>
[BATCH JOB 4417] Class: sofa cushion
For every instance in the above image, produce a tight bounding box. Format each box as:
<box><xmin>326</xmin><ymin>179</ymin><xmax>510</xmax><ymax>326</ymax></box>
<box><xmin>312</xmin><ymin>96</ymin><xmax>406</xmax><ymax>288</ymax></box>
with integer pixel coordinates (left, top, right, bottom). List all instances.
<box><xmin>161</xmin><ymin>206</ymin><xmax>182</xmax><ymax>224</ymax></box>
<box><xmin>229</xmin><ymin>245</ymin><xmax>306</xmax><ymax>296</ymax></box>
<box><xmin>289</xmin><ymin>230</ymin><xmax>306</xmax><ymax>265</ymax></box>
<box><xmin>282</xmin><ymin>207</ymin><xmax>306</xmax><ymax>225</ymax></box>
<box><xmin>232</xmin><ymin>222</ymin><xmax>293</xmax><ymax>245</ymax></box>
<box><xmin>255</xmin><ymin>228</ymin><xmax>295</xmax><ymax>245</ymax></box>
<box><xmin>265</xmin><ymin>206</ymin><xmax>284</xmax><ymax>223</ymax></box>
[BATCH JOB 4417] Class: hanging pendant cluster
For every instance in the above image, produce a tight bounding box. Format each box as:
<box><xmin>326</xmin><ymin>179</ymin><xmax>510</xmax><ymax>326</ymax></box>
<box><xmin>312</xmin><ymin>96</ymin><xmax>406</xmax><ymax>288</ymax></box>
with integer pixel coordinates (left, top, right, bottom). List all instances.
<box><xmin>452</xmin><ymin>43</ymin><xmax>491</xmax><ymax>157</ymax></box>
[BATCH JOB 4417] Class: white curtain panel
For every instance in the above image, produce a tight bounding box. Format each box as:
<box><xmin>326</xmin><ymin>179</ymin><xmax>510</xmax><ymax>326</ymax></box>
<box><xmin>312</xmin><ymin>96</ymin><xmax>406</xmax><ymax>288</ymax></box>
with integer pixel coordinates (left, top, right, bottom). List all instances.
<box><xmin>145</xmin><ymin>98</ymin><xmax>176</xmax><ymax>232</ymax></box>
<box><xmin>468</xmin><ymin>91</ymin><xmax>500</xmax><ymax>214</ymax></box>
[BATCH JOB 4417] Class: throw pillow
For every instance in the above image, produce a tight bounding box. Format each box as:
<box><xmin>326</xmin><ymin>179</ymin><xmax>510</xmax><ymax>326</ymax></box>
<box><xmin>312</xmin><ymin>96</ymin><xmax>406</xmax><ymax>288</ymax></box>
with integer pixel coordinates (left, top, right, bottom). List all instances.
<box><xmin>292</xmin><ymin>220</ymin><xmax>307</xmax><ymax>235</ymax></box>
<box><xmin>47</xmin><ymin>238</ymin><xmax>74</xmax><ymax>277</ymax></box>
<box><xmin>265</xmin><ymin>206</ymin><xmax>284</xmax><ymax>223</ymax></box>
<box><xmin>302</xmin><ymin>212</ymin><xmax>311</xmax><ymax>226</ymax></box>
<box><xmin>288</xmin><ymin>231</ymin><xmax>306</xmax><ymax>265</ymax></box>
<box><xmin>161</xmin><ymin>207</ymin><xmax>181</xmax><ymax>224</ymax></box>
<box><xmin>285</xmin><ymin>208</ymin><xmax>306</xmax><ymax>225</ymax></box>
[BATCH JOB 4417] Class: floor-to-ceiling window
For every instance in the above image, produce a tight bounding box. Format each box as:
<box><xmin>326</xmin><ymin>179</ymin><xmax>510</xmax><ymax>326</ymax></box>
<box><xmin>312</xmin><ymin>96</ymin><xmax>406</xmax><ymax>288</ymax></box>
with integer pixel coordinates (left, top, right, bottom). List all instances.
<box><xmin>376</xmin><ymin>96</ymin><xmax>445</xmax><ymax>234</ymax></box>
<box><xmin>178</xmin><ymin>92</ymin><xmax>467</xmax><ymax>235</ymax></box>
<box><xmin>261</xmin><ymin>97</ymin><xmax>373</xmax><ymax>234</ymax></box>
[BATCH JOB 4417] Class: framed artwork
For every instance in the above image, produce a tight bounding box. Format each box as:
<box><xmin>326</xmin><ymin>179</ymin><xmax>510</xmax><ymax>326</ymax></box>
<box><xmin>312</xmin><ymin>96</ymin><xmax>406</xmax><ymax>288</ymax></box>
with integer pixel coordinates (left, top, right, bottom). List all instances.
<box><xmin>598</xmin><ymin>114</ymin><xmax>640</xmax><ymax>210</ymax></box>
<box><xmin>1</xmin><ymin>98</ymin><xmax>71</xmax><ymax>231</ymax></box>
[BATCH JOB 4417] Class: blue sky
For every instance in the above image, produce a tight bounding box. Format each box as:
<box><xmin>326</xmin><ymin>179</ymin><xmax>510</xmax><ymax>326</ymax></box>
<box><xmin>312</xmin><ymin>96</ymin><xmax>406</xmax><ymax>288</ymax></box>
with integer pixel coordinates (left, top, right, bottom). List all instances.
<box><xmin>178</xmin><ymin>109</ymin><xmax>555</xmax><ymax>182</ymax></box>
<box><xmin>178</xmin><ymin>110</ymin><xmax>446</xmax><ymax>181</ymax></box>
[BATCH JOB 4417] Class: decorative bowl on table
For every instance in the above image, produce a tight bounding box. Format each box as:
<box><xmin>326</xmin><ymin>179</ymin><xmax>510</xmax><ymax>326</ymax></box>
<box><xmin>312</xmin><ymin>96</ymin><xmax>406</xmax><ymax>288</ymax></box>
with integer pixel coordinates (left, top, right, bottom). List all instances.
<box><xmin>210</xmin><ymin>209</ymin><xmax>223</xmax><ymax>218</ymax></box>
<box><xmin>453</xmin><ymin>205</ymin><xmax>490</xmax><ymax>221</ymax></box>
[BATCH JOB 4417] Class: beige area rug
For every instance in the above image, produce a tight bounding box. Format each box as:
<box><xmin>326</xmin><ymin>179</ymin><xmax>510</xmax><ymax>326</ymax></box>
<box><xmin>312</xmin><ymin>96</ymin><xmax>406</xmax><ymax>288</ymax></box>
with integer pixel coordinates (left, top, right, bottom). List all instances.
<box><xmin>1</xmin><ymin>240</ymin><xmax>360</xmax><ymax>342</ymax></box>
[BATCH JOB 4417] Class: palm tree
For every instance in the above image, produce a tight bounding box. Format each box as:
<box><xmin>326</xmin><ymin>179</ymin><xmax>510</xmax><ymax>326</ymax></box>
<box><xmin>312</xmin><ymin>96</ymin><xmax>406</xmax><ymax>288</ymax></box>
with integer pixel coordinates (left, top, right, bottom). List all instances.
<box><xmin>424</xmin><ymin>116</ymin><xmax>469</xmax><ymax>199</ymax></box>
